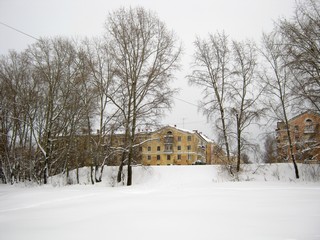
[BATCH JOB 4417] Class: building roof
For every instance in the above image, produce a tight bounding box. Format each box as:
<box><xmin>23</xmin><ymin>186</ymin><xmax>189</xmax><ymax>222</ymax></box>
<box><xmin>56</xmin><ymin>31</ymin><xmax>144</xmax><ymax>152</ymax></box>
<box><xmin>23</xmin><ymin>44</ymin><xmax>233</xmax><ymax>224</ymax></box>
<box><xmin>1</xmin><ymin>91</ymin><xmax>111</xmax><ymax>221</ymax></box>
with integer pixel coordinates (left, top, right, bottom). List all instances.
<box><xmin>154</xmin><ymin>125</ymin><xmax>214</xmax><ymax>143</ymax></box>
<box><xmin>288</xmin><ymin>110</ymin><xmax>320</xmax><ymax>122</ymax></box>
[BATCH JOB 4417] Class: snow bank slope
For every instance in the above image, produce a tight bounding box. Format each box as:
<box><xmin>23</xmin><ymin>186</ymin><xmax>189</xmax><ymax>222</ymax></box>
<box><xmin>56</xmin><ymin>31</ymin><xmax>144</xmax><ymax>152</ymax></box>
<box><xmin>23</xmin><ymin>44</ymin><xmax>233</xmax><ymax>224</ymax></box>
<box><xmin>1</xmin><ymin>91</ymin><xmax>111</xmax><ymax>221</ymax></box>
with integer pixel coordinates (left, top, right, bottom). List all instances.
<box><xmin>1</xmin><ymin>164</ymin><xmax>320</xmax><ymax>240</ymax></box>
<box><xmin>131</xmin><ymin>163</ymin><xmax>320</xmax><ymax>186</ymax></box>
<box><xmin>49</xmin><ymin>163</ymin><xmax>320</xmax><ymax>187</ymax></box>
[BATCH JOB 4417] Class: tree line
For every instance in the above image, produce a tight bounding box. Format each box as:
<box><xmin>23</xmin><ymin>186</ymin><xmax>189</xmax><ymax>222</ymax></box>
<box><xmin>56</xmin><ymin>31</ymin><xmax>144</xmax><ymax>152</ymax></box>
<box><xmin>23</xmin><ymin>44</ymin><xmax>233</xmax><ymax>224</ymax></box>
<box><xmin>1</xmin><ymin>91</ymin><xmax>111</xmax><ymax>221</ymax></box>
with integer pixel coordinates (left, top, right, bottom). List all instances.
<box><xmin>188</xmin><ymin>0</ymin><xmax>320</xmax><ymax>178</ymax></box>
<box><xmin>0</xmin><ymin>0</ymin><xmax>319</xmax><ymax>184</ymax></box>
<box><xmin>0</xmin><ymin>7</ymin><xmax>181</xmax><ymax>185</ymax></box>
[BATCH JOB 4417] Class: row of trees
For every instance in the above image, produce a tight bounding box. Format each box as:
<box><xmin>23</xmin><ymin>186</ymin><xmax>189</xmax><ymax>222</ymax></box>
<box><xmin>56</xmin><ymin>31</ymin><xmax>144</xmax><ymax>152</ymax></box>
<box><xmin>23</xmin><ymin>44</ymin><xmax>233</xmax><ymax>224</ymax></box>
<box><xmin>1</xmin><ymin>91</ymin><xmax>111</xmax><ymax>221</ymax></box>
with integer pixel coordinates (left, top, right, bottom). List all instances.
<box><xmin>188</xmin><ymin>0</ymin><xmax>320</xmax><ymax>178</ymax></box>
<box><xmin>0</xmin><ymin>0</ymin><xmax>319</xmax><ymax>184</ymax></box>
<box><xmin>0</xmin><ymin>7</ymin><xmax>181</xmax><ymax>185</ymax></box>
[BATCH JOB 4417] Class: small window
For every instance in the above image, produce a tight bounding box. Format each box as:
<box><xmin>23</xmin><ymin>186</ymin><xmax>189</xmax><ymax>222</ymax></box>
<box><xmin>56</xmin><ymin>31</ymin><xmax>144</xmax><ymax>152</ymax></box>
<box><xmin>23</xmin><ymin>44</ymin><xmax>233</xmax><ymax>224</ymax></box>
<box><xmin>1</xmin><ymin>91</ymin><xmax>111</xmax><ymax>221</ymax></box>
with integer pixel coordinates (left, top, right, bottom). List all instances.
<box><xmin>147</xmin><ymin>155</ymin><xmax>151</xmax><ymax>160</ymax></box>
<box><xmin>178</xmin><ymin>136</ymin><xmax>182</xmax><ymax>141</ymax></box>
<box><xmin>188</xmin><ymin>154</ymin><xmax>191</xmax><ymax>160</ymax></box>
<box><xmin>148</xmin><ymin>146</ymin><xmax>151</xmax><ymax>151</ymax></box>
<box><xmin>167</xmin><ymin>155</ymin><xmax>171</xmax><ymax>160</ymax></box>
<box><xmin>157</xmin><ymin>146</ymin><xmax>160</xmax><ymax>151</ymax></box>
<box><xmin>157</xmin><ymin>155</ymin><xmax>160</xmax><ymax>160</ymax></box>
<box><xmin>187</xmin><ymin>145</ymin><xmax>191</xmax><ymax>150</ymax></box>
<box><xmin>177</xmin><ymin>146</ymin><xmax>181</xmax><ymax>151</ymax></box>
<box><xmin>177</xmin><ymin>154</ymin><xmax>181</xmax><ymax>160</ymax></box>
<box><xmin>187</xmin><ymin>136</ymin><xmax>192</xmax><ymax>141</ymax></box>
<box><xmin>306</xmin><ymin>119</ymin><xmax>312</xmax><ymax>125</ymax></box>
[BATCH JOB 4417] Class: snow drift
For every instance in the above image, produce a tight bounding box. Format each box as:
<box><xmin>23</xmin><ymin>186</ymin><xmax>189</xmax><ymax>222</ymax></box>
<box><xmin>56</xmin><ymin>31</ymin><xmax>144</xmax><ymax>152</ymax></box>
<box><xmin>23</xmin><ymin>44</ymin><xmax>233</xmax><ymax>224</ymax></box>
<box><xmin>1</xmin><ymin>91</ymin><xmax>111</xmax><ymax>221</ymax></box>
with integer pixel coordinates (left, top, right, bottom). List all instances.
<box><xmin>1</xmin><ymin>163</ymin><xmax>320</xmax><ymax>240</ymax></box>
<box><xmin>49</xmin><ymin>163</ymin><xmax>320</xmax><ymax>187</ymax></box>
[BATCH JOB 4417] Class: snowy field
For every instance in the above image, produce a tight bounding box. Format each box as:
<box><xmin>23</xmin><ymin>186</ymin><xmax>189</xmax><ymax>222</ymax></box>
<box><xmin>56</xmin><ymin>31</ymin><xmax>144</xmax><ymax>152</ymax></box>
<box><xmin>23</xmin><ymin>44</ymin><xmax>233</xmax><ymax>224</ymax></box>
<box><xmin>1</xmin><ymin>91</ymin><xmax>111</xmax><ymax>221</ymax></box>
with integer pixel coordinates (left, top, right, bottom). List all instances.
<box><xmin>0</xmin><ymin>164</ymin><xmax>320</xmax><ymax>240</ymax></box>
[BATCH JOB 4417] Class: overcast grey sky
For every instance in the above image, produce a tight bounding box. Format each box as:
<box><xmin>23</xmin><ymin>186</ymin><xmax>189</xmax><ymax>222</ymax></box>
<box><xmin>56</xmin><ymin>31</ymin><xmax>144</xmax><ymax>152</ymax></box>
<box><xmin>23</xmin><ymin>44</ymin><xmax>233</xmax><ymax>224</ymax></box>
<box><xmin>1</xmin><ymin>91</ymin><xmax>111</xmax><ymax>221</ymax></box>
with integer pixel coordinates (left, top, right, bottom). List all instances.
<box><xmin>0</xmin><ymin>0</ymin><xmax>296</xmax><ymax>141</ymax></box>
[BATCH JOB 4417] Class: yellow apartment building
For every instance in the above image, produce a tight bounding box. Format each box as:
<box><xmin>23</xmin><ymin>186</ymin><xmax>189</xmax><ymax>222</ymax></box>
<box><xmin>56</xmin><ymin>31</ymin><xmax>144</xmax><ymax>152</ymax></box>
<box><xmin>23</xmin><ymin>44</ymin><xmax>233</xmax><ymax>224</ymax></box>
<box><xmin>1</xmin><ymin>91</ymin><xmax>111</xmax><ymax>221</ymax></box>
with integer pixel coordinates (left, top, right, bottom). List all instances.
<box><xmin>139</xmin><ymin>125</ymin><xmax>218</xmax><ymax>165</ymax></box>
<box><xmin>53</xmin><ymin>125</ymin><xmax>224</xmax><ymax>171</ymax></box>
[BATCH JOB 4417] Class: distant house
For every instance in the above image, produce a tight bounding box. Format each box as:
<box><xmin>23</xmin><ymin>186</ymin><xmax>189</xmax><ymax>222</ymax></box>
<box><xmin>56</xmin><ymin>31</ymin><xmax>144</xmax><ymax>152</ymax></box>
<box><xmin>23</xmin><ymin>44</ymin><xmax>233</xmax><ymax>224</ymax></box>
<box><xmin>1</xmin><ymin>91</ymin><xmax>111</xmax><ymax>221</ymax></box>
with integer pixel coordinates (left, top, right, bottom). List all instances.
<box><xmin>139</xmin><ymin>125</ymin><xmax>224</xmax><ymax>166</ymax></box>
<box><xmin>53</xmin><ymin>125</ymin><xmax>225</xmax><ymax>170</ymax></box>
<box><xmin>276</xmin><ymin>111</ymin><xmax>320</xmax><ymax>163</ymax></box>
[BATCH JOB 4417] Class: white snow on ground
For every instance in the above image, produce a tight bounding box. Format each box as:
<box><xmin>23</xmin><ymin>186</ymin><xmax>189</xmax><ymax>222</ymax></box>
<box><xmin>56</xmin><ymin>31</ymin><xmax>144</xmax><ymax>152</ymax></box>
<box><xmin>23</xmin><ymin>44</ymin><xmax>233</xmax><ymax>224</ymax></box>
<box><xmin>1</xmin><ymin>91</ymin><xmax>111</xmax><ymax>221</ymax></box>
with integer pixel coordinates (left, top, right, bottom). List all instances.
<box><xmin>0</xmin><ymin>164</ymin><xmax>320</xmax><ymax>240</ymax></box>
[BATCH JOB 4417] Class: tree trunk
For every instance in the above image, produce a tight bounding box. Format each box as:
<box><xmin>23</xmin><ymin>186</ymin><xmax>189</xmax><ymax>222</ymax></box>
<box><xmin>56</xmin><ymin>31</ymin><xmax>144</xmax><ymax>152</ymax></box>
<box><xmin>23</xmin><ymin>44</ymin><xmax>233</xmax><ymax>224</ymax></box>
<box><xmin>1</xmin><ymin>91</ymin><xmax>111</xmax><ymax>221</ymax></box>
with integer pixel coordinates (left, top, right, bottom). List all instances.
<box><xmin>117</xmin><ymin>153</ymin><xmax>125</xmax><ymax>183</ymax></box>
<box><xmin>220</xmin><ymin>108</ymin><xmax>231</xmax><ymax>165</ymax></box>
<box><xmin>281</xmin><ymin>91</ymin><xmax>299</xmax><ymax>179</ymax></box>
<box><xmin>236</xmin><ymin>114</ymin><xmax>241</xmax><ymax>172</ymax></box>
<box><xmin>127</xmin><ymin>165</ymin><xmax>132</xmax><ymax>186</ymax></box>
<box><xmin>76</xmin><ymin>165</ymin><xmax>79</xmax><ymax>184</ymax></box>
<box><xmin>90</xmin><ymin>165</ymin><xmax>94</xmax><ymax>184</ymax></box>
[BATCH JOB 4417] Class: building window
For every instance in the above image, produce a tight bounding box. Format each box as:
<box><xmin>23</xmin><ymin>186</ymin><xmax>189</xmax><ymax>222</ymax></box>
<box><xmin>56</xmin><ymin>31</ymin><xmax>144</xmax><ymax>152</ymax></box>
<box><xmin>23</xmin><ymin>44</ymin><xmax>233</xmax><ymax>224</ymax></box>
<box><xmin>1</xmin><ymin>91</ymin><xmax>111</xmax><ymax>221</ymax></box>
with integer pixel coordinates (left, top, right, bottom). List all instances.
<box><xmin>187</xmin><ymin>135</ymin><xmax>192</xmax><ymax>141</ymax></box>
<box><xmin>304</xmin><ymin>119</ymin><xmax>315</xmax><ymax>133</ymax></box>
<box><xmin>148</xmin><ymin>146</ymin><xmax>151</xmax><ymax>151</ymax></box>
<box><xmin>188</xmin><ymin>154</ymin><xmax>191</xmax><ymax>160</ymax></box>
<box><xmin>178</xmin><ymin>136</ymin><xmax>181</xmax><ymax>141</ymax></box>
<box><xmin>177</xmin><ymin>154</ymin><xmax>181</xmax><ymax>160</ymax></box>
<box><xmin>147</xmin><ymin>155</ymin><xmax>151</xmax><ymax>160</ymax></box>
<box><xmin>306</xmin><ymin>119</ymin><xmax>313</xmax><ymax>125</ymax></box>
<box><xmin>157</xmin><ymin>146</ymin><xmax>160</xmax><ymax>151</ymax></box>
<box><xmin>187</xmin><ymin>145</ymin><xmax>191</xmax><ymax>150</ymax></box>
<box><xmin>177</xmin><ymin>145</ymin><xmax>181</xmax><ymax>151</ymax></box>
<box><xmin>164</xmin><ymin>131</ymin><xmax>174</xmax><ymax>143</ymax></box>
<box><xmin>167</xmin><ymin>155</ymin><xmax>171</xmax><ymax>160</ymax></box>
<box><xmin>157</xmin><ymin>155</ymin><xmax>160</xmax><ymax>160</ymax></box>
<box><xmin>165</xmin><ymin>144</ymin><xmax>173</xmax><ymax>152</ymax></box>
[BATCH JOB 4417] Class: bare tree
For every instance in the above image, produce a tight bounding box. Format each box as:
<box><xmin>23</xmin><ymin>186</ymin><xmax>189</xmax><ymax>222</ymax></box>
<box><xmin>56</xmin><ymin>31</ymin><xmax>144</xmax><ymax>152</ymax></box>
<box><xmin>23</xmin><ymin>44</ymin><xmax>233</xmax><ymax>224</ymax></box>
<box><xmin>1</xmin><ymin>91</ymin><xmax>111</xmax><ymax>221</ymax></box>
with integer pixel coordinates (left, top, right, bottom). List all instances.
<box><xmin>229</xmin><ymin>40</ymin><xmax>263</xmax><ymax>172</ymax></box>
<box><xmin>27</xmin><ymin>37</ymin><xmax>84</xmax><ymax>183</ymax></box>
<box><xmin>188</xmin><ymin>32</ymin><xmax>232</xmax><ymax>169</ymax></box>
<box><xmin>83</xmin><ymin>38</ymin><xmax>119</xmax><ymax>183</ymax></box>
<box><xmin>0</xmin><ymin>50</ymin><xmax>33</xmax><ymax>183</ymax></box>
<box><xmin>260</xmin><ymin>31</ymin><xmax>299</xmax><ymax>179</ymax></box>
<box><xmin>278</xmin><ymin>0</ymin><xmax>320</xmax><ymax>112</ymax></box>
<box><xmin>105</xmin><ymin>7</ymin><xmax>181</xmax><ymax>185</ymax></box>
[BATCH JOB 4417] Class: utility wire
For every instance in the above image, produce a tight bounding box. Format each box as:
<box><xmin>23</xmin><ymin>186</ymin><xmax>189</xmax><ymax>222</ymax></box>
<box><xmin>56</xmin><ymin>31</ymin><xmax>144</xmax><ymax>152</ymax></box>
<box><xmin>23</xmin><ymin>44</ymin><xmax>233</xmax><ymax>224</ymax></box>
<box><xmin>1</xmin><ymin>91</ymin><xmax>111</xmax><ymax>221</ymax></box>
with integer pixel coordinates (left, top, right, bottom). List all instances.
<box><xmin>0</xmin><ymin>21</ymin><xmax>39</xmax><ymax>41</ymax></box>
<box><xmin>173</xmin><ymin>96</ymin><xmax>199</xmax><ymax>108</ymax></box>
<box><xmin>0</xmin><ymin>21</ymin><xmax>202</xmax><ymax>110</ymax></box>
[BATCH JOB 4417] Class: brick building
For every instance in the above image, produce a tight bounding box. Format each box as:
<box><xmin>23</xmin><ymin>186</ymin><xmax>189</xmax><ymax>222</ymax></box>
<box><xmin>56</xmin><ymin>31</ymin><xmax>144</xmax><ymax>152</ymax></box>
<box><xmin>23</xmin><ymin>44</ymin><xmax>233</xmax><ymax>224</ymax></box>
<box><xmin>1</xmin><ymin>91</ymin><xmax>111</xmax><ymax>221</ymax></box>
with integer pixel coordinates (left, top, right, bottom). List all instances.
<box><xmin>276</xmin><ymin>111</ymin><xmax>320</xmax><ymax>163</ymax></box>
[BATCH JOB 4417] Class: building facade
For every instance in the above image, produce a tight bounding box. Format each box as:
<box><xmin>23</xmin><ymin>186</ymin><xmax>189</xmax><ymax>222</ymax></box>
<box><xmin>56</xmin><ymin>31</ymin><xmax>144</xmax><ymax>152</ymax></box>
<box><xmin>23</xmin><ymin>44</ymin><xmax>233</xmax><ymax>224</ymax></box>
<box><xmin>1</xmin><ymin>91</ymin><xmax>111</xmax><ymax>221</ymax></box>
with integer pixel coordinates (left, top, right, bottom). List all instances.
<box><xmin>276</xmin><ymin>111</ymin><xmax>320</xmax><ymax>163</ymax></box>
<box><xmin>139</xmin><ymin>126</ymin><xmax>217</xmax><ymax>165</ymax></box>
<box><xmin>53</xmin><ymin>125</ymin><xmax>224</xmax><ymax>171</ymax></box>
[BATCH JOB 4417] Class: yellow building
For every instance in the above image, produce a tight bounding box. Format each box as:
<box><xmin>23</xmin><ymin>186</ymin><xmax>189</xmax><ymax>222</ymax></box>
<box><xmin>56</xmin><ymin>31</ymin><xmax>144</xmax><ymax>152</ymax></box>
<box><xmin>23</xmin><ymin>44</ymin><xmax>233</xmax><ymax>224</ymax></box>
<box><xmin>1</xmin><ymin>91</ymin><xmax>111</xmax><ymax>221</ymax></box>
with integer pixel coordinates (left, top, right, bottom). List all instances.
<box><xmin>139</xmin><ymin>125</ymin><xmax>216</xmax><ymax>165</ymax></box>
<box><xmin>53</xmin><ymin>125</ymin><xmax>224</xmax><ymax>170</ymax></box>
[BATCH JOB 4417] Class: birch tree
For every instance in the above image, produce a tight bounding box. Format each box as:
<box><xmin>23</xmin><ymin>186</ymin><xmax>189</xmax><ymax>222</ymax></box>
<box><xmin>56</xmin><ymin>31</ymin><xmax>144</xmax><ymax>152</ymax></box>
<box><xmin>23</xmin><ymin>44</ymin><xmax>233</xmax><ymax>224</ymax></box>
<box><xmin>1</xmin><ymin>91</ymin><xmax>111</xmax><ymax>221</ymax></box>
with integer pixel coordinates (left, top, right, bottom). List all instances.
<box><xmin>229</xmin><ymin>40</ymin><xmax>263</xmax><ymax>172</ymax></box>
<box><xmin>105</xmin><ymin>7</ymin><xmax>181</xmax><ymax>185</ymax></box>
<box><xmin>278</xmin><ymin>0</ymin><xmax>320</xmax><ymax>112</ymax></box>
<box><xmin>83</xmin><ymin>38</ymin><xmax>118</xmax><ymax>183</ymax></box>
<box><xmin>188</xmin><ymin>32</ymin><xmax>232</xmax><ymax>169</ymax></box>
<box><xmin>28</xmin><ymin>37</ymin><xmax>82</xmax><ymax>183</ymax></box>
<box><xmin>0</xmin><ymin>50</ymin><xmax>33</xmax><ymax>183</ymax></box>
<box><xmin>260</xmin><ymin>31</ymin><xmax>299</xmax><ymax>179</ymax></box>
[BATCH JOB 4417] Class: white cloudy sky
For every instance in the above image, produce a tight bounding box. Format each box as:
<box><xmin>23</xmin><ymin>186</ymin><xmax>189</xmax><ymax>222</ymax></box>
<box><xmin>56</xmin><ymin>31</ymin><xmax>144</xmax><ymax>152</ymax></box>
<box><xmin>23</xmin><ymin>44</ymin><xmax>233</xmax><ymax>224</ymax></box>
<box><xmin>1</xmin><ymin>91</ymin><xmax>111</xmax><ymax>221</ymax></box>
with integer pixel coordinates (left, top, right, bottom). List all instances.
<box><xmin>0</xmin><ymin>0</ymin><xmax>296</xmax><ymax>144</ymax></box>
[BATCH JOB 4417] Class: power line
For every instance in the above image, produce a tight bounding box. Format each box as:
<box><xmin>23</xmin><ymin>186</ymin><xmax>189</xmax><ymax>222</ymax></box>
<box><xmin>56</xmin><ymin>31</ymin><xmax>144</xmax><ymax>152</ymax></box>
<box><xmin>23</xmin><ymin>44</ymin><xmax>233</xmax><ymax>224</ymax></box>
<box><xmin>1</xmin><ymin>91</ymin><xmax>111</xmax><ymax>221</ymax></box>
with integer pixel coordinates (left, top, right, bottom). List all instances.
<box><xmin>173</xmin><ymin>96</ymin><xmax>199</xmax><ymax>107</ymax></box>
<box><xmin>0</xmin><ymin>21</ymin><xmax>201</xmax><ymax>110</ymax></box>
<box><xmin>0</xmin><ymin>21</ymin><xmax>39</xmax><ymax>41</ymax></box>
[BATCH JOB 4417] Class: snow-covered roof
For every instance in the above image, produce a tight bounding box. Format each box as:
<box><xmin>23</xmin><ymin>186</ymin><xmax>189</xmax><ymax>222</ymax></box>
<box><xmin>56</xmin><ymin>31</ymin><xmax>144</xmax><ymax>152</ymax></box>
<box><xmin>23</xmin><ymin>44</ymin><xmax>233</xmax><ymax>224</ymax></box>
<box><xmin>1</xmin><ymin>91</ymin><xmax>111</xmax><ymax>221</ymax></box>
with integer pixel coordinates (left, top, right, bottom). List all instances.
<box><xmin>155</xmin><ymin>125</ymin><xmax>215</xmax><ymax>143</ymax></box>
